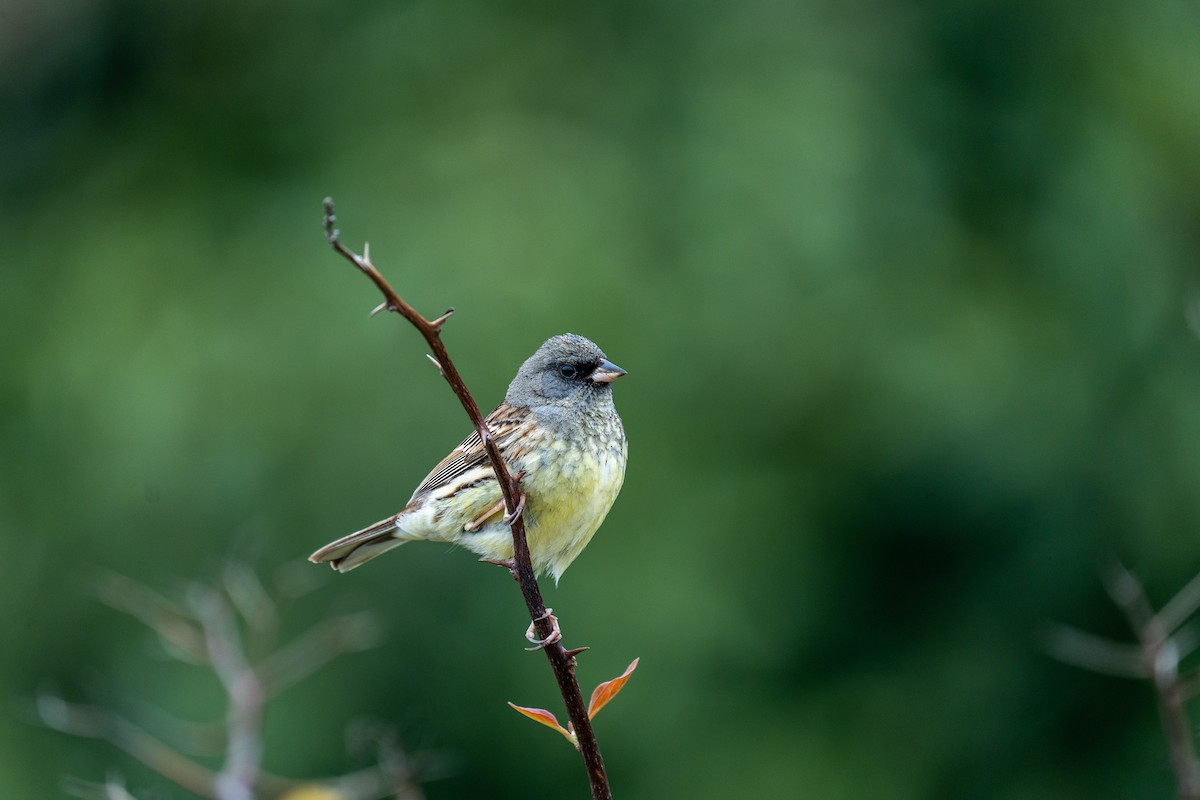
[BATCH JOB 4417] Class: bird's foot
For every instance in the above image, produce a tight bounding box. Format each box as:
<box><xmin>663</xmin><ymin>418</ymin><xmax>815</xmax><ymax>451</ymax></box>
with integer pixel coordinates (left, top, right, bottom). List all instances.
<box><xmin>502</xmin><ymin>492</ymin><xmax>527</xmax><ymax>525</ymax></box>
<box><xmin>502</xmin><ymin>471</ymin><xmax>528</xmax><ymax>525</ymax></box>
<box><xmin>525</xmin><ymin>608</ymin><xmax>562</xmax><ymax>651</ymax></box>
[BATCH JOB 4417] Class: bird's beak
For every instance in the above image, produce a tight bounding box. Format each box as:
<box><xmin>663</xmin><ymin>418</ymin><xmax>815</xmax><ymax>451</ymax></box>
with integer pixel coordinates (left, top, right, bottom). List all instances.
<box><xmin>590</xmin><ymin>359</ymin><xmax>626</xmax><ymax>383</ymax></box>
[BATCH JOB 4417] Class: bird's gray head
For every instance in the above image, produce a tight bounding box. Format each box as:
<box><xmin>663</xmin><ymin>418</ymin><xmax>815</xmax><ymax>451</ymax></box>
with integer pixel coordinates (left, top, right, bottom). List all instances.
<box><xmin>505</xmin><ymin>333</ymin><xmax>626</xmax><ymax>409</ymax></box>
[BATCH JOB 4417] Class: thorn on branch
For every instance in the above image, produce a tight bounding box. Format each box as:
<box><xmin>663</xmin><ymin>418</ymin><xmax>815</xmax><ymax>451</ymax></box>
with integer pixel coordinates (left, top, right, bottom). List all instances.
<box><xmin>429</xmin><ymin>308</ymin><xmax>455</xmax><ymax>331</ymax></box>
<box><xmin>370</xmin><ymin>301</ymin><xmax>390</xmax><ymax>318</ymax></box>
<box><xmin>479</xmin><ymin>557</ymin><xmax>518</xmax><ymax>581</ymax></box>
<box><xmin>425</xmin><ymin>354</ymin><xmax>445</xmax><ymax>377</ymax></box>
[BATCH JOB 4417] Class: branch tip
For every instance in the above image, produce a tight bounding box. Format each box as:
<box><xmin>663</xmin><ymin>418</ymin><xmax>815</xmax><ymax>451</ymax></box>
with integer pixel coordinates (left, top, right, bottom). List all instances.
<box><xmin>322</xmin><ymin>198</ymin><xmax>338</xmax><ymax>243</ymax></box>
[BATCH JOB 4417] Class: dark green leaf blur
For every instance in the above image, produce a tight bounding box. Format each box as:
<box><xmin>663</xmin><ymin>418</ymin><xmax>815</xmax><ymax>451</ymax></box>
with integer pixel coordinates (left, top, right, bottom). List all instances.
<box><xmin>4</xmin><ymin>0</ymin><xmax>1200</xmax><ymax>797</ymax></box>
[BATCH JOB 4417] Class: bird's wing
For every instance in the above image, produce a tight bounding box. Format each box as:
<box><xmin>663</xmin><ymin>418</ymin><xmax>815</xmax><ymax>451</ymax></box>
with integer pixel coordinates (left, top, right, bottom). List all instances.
<box><xmin>410</xmin><ymin>403</ymin><xmax>535</xmax><ymax>502</ymax></box>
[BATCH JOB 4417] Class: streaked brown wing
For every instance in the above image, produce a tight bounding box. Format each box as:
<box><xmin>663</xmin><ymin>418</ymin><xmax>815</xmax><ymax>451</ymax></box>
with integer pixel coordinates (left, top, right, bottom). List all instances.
<box><xmin>410</xmin><ymin>403</ymin><xmax>534</xmax><ymax>501</ymax></box>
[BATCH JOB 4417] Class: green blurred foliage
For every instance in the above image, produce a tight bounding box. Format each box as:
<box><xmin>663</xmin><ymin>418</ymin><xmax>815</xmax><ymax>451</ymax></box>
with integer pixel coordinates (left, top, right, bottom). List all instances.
<box><xmin>3</xmin><ymin>0</ymin><xmax>1200</xmax><ymax>797</ymax></box>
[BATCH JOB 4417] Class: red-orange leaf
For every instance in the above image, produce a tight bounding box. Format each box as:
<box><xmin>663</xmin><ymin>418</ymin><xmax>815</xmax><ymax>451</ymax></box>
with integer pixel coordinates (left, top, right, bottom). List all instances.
<box><xmin>587</xmin><ymin>657</ymin><xmax>640</xmax><ymax>720</ymax></box>
<box><xmin>507</xmin><ymin>702</ymin><xmax>575</xmax><ymax>743</ymax></box>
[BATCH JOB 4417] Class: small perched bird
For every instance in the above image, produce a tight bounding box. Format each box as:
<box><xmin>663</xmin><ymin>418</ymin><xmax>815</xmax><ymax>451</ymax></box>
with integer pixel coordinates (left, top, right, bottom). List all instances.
<box><xmin>309</xmin><ymin>333</ymin><xmax>627</xmax><ymax>584</ymax></box>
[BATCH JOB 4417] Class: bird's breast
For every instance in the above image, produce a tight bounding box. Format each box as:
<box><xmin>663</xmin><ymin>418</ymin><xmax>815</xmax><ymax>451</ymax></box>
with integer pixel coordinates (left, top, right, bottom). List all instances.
<box><xmin>517</xmin><ymin>424</ymin><xmax>627</xmax><ymax>578</ymax></box>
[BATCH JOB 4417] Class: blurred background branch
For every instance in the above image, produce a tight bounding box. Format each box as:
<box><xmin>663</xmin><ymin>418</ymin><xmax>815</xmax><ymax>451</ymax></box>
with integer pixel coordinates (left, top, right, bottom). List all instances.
<box><xmin>35</xmin><ymin>565</ymin><xmax>429</xmax><ymax>800</ymax></box>
<box><xmin>62</xmin><ymin>772</ymin><xmax>141</xmax><ymax>800</ymax></box>
<box><xmin>1048</xmin><ymin>564</ymin><xmax>1200</xmax><ymax>800</ymax></box>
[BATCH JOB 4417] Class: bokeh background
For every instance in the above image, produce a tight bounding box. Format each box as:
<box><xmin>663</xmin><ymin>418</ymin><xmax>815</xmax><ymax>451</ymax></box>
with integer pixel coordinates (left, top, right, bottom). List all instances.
<box><xmin>4</xmin><ymin>0</ymin><xmax>1200</xmax><ymax>797</ymax></box>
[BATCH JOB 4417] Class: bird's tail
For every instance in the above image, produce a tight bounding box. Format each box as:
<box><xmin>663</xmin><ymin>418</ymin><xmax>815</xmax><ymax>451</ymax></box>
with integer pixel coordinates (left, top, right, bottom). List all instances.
<box><xmin>309</xmin><ymin>513</ymin><xmax>408</xmax><ymax>573</ymax></box>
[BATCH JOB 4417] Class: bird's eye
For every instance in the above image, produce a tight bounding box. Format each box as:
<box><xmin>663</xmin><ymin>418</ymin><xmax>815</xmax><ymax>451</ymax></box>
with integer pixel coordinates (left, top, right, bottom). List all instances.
<box><xmin>559</xmin><ymin>364</ymin><xmax>577</xmax><ymax>379</ymax></box>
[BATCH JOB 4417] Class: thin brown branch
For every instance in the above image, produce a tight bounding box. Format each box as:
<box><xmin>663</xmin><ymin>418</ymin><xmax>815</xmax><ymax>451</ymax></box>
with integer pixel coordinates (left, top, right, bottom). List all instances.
<box><xmin>322</xmin><ymin>198</ymin><xmax>612</xmax><ymax>799</ymax></box>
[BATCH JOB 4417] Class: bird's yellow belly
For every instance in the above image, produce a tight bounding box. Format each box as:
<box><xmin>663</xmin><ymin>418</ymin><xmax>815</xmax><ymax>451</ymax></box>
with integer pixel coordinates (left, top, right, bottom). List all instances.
<box><xmin>466</xmin><ymin>432</ymin><xmax>626</xmax><ymax>582</ymax></box>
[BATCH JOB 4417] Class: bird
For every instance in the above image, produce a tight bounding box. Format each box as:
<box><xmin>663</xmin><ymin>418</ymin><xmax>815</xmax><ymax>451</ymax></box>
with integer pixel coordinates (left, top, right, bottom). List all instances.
<box><xmin>309</xmin><ymin>333</ymin><xmax>627</xmax><ymax>584</ymax></box>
